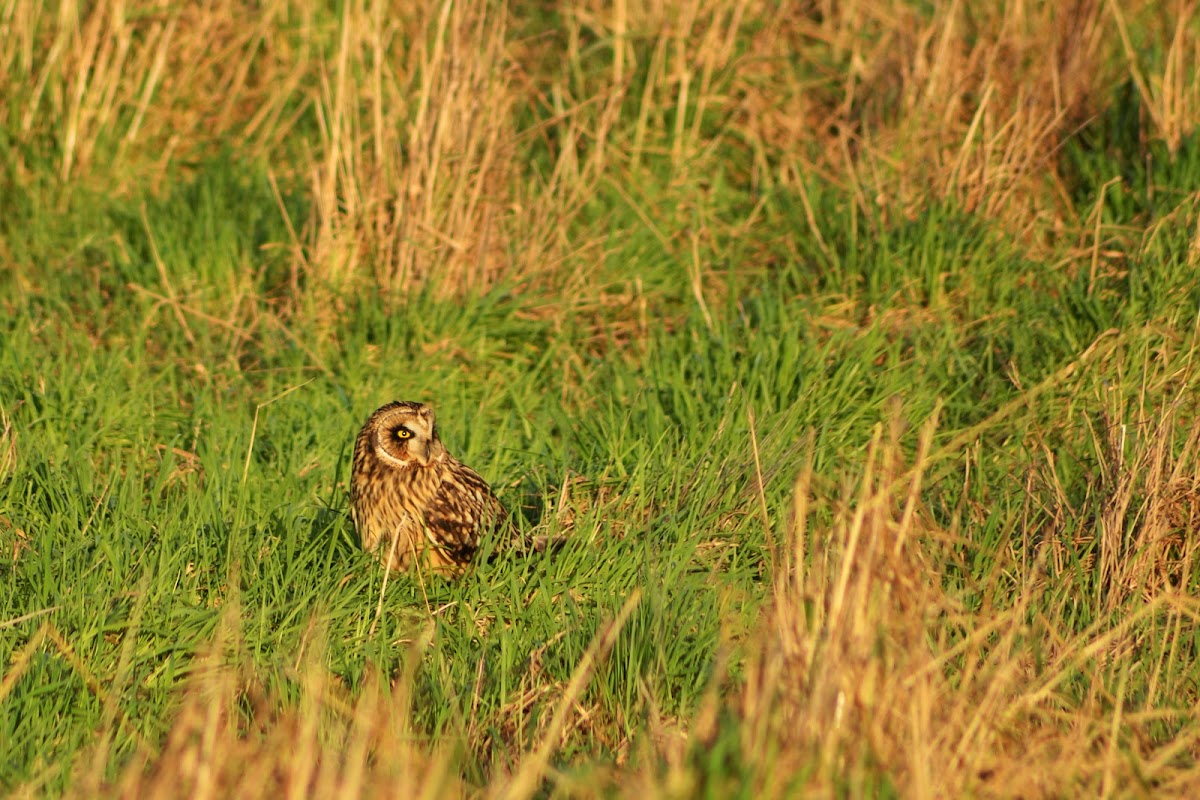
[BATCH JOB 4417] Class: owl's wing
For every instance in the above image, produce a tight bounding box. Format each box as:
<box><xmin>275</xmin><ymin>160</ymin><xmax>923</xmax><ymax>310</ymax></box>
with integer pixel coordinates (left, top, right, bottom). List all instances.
<box><xmin>423</xmin><ymin>465</ymin><xmax>509</xmax><ymax>565</ymax></box>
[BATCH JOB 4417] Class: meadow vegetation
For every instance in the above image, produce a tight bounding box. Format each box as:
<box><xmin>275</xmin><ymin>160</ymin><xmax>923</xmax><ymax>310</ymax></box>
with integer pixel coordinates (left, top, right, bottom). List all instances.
<box><xmin>4</xmin><ymin>0</ymin><xmax>1200</xmax><ymax>796</ymax></box>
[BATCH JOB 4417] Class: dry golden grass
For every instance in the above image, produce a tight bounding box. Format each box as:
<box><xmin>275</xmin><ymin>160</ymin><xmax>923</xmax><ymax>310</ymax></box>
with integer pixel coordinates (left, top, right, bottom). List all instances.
<box><xmin>65</xmin><ymin>622</ymin><xmax>465</xmax><ymax>800</ymax></box>
<box><xmin>0</xmin><ymin>0</ymin><xmax>304</xmax><ymax>187</ymax></box>
<box><xmin>0</xmin><ymin>403</ymin><xmax>15</xmax><ymax>482</ymax></box>
<box><xmin>52</xmin><ymin>596</ymin><xmax>645</xmax><ymax>800</ymax></box>
<box><xmin>737</xmin><ymin>409</ymin><xmax>1200</xmax><ymax>797</ymax></box>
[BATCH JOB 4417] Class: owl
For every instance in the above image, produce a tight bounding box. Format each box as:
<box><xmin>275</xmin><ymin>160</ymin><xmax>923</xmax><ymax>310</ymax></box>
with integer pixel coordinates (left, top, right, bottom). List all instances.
<box><xmin>350</xmin><ymin>401</ymin><xmax>508</xmax><ymax>574</ymax></box>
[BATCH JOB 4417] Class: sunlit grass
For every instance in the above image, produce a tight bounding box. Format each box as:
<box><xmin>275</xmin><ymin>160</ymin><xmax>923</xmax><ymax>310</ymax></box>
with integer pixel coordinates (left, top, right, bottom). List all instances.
<box><xmin>4</xmin><ymin>1</ymin><xmax>1200</xmax><ymax>797</ymax></box>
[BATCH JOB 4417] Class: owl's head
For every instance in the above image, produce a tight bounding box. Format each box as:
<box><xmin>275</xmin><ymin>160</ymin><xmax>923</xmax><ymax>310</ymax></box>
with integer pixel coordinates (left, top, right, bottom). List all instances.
<box><xmin>363</xmin><ymin>401</ymin><xmax>447</xmax><ymax>468</ymax></box>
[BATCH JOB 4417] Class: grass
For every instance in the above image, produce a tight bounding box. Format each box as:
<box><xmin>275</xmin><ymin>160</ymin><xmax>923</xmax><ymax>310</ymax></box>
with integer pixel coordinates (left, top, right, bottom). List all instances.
<box><xmin>4</xmin><ymin>0</ymin><xmax>1200</xmax><ymax>797</ymax></box>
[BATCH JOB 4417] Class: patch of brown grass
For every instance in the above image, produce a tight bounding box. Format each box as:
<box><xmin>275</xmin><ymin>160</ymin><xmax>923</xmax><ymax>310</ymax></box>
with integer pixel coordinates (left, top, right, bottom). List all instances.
<box><xmin>1039</xmin><ymin>334</ymin><xmax>1200</xmax><ymax>611</ymax></box>
<box><xmin>738</xmin><ymin>0</ymin><xmax>1200</xmax><ymax>247</ymax></box>
<box><xmin>5</xmin><ymin>1</ymin><xmax>1198</xmax><ymax>307</ymax></box>
<box><xmin>302</xmin><ymin>1</ymin><xmax>519</xmax><ymax>300</ymax></box>
<box><xmin>0</xmin><ymin>0</ymin><xmax>306</xmax><ymax>189</ymax></box>
<box><xmin>724</xmin><ymin>405</ymin><xmax>1200</xmax><ymax>797</ymax></box>
<box><xmin>66</xmin><ymin>624</ymin><xmax>463</xmax><ymax>800</ymax></box>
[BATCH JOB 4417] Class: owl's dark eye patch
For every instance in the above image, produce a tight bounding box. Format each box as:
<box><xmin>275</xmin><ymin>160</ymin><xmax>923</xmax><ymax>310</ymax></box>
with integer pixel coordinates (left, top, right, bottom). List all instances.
<box><xmin>395</xmin><ymin>427</ymin><xmax>413</xmax><ymax>440</ymax></box>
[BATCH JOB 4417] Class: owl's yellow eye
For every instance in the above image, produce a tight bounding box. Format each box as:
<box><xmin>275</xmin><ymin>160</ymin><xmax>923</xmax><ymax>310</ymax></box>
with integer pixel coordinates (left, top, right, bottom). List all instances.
<box><xmin>396</xmin><ymin>428</ymin><xmax>412</xmax><ymax>440</ymax></box>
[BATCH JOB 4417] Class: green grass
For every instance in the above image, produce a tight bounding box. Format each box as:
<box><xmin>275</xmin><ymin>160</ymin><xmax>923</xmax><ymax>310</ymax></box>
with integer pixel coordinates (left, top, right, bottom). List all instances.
<box><xmin>5</xmin><ymin>4</ymin><xmax>1200</xmax><ymax>794</ymax></box>
<box><xmin>2</xmin><ymin>135</ymin><xmax>1197</xmax><ymax>792</ymax></box>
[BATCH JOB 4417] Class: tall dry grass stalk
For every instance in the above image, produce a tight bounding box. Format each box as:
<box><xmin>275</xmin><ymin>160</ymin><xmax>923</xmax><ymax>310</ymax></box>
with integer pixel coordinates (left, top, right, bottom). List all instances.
<box><xmin>1109</xmin><ymin>0</ymin><xmax>1200</xmax><ymax>153</ymax></box>
<box><xmin>0</xmin><ymin>404</ymin><xmax>15</xmax><ymax>482</ymax></box>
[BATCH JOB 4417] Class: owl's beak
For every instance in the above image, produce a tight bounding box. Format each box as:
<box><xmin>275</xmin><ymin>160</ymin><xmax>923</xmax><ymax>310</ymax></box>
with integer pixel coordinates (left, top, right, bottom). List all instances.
<box><xmin>417</xmin><ymin>441</ymin><xmax>433</xmax><ymax>466</ymax></box>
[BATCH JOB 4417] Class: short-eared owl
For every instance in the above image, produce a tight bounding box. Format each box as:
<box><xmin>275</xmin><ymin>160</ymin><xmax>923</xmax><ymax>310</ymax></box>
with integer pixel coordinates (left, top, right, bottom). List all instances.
<box><xmin>350</xmin><ymin>401</ymin><xmax>507</xmax><ymax>574</ymax></box>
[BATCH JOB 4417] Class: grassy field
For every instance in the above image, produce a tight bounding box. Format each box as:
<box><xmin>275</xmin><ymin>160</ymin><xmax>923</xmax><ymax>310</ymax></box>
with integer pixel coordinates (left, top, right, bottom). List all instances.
<box><xmin>4</xmin><ymin>0</ymin><xmax>1200</xmax><ymax>796</ymax></box>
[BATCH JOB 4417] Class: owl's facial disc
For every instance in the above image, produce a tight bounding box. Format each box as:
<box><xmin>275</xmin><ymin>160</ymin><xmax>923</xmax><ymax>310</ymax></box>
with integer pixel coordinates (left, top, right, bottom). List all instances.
<box><xmin>372</xmin><ymin>406</ymin><xmax>444</xmax><ymax>467</ymax></box>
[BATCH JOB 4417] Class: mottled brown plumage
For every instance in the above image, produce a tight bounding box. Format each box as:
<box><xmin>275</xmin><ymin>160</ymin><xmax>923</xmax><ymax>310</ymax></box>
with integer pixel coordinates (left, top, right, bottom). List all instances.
<box><xmin>350</xmin><ymin>401</ymin><xmax>507</xmax><ymax>575</ymax></box>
